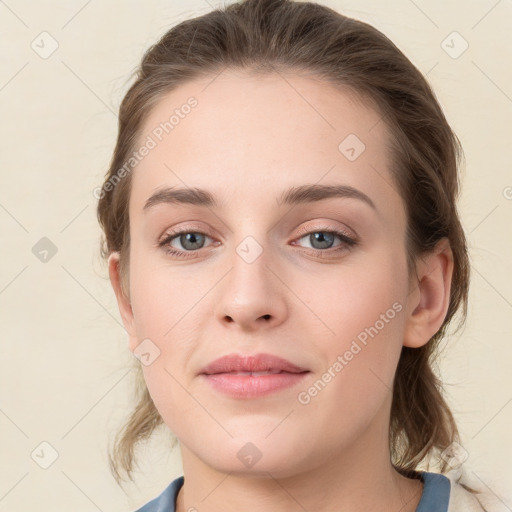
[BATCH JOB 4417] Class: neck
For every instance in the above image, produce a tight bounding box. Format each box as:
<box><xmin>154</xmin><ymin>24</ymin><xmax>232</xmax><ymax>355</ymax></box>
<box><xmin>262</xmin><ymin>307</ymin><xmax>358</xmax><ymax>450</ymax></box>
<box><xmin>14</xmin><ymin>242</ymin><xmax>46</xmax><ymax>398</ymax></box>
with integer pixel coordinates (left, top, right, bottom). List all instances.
<box><xmin>175</xmin><ymin>411</ymin><xmax>423</xmax><ymax>512</ymax></box>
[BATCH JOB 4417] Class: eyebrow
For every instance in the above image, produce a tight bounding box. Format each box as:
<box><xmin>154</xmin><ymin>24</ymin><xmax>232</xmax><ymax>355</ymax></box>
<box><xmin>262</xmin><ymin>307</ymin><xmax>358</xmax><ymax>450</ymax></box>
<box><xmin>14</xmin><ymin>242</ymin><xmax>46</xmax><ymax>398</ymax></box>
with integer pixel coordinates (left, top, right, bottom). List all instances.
<box><xmin>143</xmin><ymin>183</ymin><xmax>377</xmax><ymax>212</ymax></box>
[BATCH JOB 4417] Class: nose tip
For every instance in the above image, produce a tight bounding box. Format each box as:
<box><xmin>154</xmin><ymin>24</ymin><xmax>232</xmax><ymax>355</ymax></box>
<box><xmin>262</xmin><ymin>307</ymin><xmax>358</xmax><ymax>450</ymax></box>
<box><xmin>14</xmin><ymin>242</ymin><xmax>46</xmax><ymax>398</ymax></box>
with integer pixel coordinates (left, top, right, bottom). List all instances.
<box><xmin>226</xmin><ymin>313</ymin><xmax>272</xmax><ymax>323</ymax></box>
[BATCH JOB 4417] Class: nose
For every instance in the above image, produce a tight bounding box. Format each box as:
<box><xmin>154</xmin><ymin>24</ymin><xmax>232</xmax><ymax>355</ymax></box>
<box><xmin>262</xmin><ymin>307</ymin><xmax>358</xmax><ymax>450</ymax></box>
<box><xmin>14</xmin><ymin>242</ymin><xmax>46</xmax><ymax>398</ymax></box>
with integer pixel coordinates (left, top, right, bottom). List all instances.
<box><xmin>215</xmin><ymin>237</ymin><xmax>288</xmax><ymax>332</ymax></box>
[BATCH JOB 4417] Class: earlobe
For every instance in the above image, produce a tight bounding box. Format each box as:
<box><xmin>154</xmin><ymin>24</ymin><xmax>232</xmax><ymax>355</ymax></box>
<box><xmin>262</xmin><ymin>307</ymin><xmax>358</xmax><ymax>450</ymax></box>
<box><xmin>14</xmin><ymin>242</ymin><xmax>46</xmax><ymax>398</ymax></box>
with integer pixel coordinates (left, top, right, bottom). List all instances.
<box><xmin>108</xmin><ymin>252</ymin><xmax>136</xmax><ymax>344</ymax></box>
<box><xmin>403</xmin><ymin>238</ymin><xmax>454</xmax><ymax>348</ymax></box>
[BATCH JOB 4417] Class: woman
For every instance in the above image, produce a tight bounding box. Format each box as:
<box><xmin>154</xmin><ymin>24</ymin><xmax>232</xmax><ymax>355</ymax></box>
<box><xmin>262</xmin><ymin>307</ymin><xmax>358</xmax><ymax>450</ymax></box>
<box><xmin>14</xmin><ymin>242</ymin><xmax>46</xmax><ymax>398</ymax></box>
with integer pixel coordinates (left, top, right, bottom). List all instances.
<box><xmin>97</xmin><ymin>0</ymin><xmax>492</xmax><ymax>510</ymax></box>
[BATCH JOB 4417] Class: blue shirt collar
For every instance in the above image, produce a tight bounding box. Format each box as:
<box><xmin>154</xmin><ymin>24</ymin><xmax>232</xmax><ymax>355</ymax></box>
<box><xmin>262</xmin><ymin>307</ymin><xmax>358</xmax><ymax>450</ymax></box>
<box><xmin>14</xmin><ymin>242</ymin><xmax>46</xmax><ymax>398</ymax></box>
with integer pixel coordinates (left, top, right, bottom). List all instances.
<box><xmin>134</xmin><ymin>470</ymin><xmax>450</xmax><ymax>512</ymax></box>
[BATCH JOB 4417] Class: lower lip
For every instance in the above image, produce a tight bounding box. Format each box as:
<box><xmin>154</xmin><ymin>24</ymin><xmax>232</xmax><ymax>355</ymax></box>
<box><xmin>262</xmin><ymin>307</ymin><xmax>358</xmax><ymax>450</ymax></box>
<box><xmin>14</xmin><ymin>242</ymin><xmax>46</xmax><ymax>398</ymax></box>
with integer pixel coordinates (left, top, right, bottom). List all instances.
<box><xmin>201</xmin><ymin>372</ymin><xmax>309</xmax><ymax>398</ymax></box>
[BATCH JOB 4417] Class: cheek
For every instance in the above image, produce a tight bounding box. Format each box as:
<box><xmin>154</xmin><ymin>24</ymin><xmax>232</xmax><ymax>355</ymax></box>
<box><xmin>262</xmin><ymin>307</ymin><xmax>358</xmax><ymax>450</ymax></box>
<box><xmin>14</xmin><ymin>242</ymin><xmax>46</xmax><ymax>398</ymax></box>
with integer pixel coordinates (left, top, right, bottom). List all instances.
<box><xmin>129</xmin><ymin>273</ymin><xmax>198</xmax><ymax>371</ymax></box>
<box><xmin>128</xmin><ymin>252</ymin><xmax>211</xmax><ymax>421</ymax></box>
<box><xmin>301</xmin><ymin>251</ymin><xmax>407</xmax><ymax>402</ymax></box>
<box><xmin>128</xmin><ymin>247</ymin><xmax>205</xmax><ymax>337</ymax></box>
<box><xmin>296</xmin><ymin>288</ymin><xmax>406</xmax><ymax>448</ymax></box>
<box><xmin>302</xmin><ymin>251</ymin><xmax>407</xmax><ymax>343</ymax></box>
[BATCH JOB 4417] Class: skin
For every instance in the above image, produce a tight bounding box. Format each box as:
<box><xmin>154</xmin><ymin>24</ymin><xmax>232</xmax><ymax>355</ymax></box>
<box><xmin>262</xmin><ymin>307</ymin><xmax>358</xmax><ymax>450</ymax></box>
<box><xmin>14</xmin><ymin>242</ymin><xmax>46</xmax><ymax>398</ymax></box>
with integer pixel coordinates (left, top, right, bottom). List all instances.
<box><xmin>108</xmin><ymin>68</ymin><xmax>454</xmax><ymax>512</ymax></box>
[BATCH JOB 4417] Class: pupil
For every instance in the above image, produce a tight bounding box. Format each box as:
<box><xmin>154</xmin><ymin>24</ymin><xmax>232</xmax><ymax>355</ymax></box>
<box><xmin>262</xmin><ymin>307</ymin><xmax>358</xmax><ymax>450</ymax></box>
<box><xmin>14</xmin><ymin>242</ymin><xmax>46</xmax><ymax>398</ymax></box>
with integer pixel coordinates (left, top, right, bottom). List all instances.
<box><xmin>182</xmin><ymin>233</ymin><xmax>204</xmax><ymax>250</ymax></box>
<box><xmin>312</xmin><ymin>232</ymin><xmax>333</xmax><ymax>249</ymax></box>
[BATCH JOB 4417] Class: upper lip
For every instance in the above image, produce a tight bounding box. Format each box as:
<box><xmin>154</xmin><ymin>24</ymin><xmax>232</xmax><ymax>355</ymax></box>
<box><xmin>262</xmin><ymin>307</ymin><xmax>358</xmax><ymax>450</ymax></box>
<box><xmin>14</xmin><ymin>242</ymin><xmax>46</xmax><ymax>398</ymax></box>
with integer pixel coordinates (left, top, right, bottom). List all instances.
<box><xmin>200</xmin><ymin>353</ymin><xmax>309</xmax><ymax>375</ymax></box>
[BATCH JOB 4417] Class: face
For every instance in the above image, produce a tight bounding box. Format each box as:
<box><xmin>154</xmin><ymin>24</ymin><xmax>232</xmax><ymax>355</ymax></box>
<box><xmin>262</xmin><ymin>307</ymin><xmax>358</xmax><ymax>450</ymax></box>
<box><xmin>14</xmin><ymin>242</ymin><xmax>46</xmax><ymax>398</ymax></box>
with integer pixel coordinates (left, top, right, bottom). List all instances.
<box><xmin>115</xmin><ymin>69</ymin><xmax>416</xmax><ymax>478</ymax></box>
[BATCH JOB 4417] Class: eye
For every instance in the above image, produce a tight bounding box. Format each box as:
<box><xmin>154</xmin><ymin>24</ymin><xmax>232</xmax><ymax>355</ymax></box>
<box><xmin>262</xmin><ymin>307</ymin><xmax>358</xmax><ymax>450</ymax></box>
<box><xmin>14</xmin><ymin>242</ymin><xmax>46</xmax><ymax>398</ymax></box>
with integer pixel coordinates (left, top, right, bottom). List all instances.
<box><xmin>292</xmin><ymin>226</ymin><xmax>357</xmax><ymax>254</ymax></box>
<box><xmin>158</xmin><ymin>225</ymin><xmax>358</xmax><ymax>259</ymax></box>
<box><xmin>158</xmin><ymin>229</ymin><xmax>215</xmax><ymax>258</ymax></box>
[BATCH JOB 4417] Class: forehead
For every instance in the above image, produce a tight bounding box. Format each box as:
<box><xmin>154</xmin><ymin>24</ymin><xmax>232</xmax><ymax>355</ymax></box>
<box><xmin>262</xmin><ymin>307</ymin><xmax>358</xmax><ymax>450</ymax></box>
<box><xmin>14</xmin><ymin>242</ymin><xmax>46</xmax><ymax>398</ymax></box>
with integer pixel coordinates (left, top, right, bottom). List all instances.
<box><xmin>129</xmin><ymin>68</ymin><xmax>401</xmax><ymax>218</ymax></box>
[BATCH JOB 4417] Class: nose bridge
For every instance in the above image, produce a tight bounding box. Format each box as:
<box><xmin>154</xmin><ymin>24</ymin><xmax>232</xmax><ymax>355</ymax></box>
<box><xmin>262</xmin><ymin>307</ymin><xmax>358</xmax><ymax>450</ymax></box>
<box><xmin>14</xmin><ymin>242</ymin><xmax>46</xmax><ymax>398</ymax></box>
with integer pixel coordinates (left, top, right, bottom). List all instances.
<box><xmin>229</xmin><ymin>230</ymin><xmax>272</xmax><ymax>298</ymax></box>
<box><xmin>226</xmin><ymin>209</ymin><xmax>272</xmax><ymax>273</ymax></box>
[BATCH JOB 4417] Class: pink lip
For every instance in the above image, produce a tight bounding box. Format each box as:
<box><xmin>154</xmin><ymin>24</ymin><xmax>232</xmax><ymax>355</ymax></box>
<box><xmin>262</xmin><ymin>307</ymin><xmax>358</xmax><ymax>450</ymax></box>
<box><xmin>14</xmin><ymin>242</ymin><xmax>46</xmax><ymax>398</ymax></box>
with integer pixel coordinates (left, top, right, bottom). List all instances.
<box><xmin>199</xmin><ymin>353</ymin><xmax>310</xmax><ymax>399</ymax></box>
<box><xmin>200</xmin><ymin>353</ymin><xmax>309</xmax><ymax>375</ymax></box>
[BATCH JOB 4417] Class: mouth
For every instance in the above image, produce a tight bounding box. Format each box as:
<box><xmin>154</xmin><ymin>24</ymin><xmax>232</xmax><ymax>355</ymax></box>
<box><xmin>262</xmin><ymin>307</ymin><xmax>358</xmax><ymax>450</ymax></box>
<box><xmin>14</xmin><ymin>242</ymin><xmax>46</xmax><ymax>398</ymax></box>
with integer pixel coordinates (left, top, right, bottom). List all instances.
<box><xmin>199</xmin><ymin>353</ymin><xmax>310</xmax><ymax>398</ymax></box>
<box><xmin>215</xmin><ymin>369</ymin><xmax>287</xmax><ymax>376</ymax></box>
<box><xmin>199</xmin><ymin>352</ymin><xmax>309</xmax><ymax>376</ymax></box>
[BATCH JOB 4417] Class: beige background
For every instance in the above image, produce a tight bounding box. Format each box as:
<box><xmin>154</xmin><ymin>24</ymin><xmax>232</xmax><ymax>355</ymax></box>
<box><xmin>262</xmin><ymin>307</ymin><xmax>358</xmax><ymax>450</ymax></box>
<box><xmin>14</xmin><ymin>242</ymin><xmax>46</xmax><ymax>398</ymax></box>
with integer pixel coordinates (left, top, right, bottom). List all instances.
<box><xmin>1</xmin><ymin>0</ymin><xmax>511</xmax><ymax>510</ymax></box>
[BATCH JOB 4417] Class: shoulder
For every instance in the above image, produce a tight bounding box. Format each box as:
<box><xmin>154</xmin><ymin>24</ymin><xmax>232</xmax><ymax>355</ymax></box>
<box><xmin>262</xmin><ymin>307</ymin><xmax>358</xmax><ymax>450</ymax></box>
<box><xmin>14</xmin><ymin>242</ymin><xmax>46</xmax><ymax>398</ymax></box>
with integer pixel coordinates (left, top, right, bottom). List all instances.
<box><xmin>444</xmin><ymin>468</ymin><xmax>496</xmax><ymax>512</ymax></box>
<box><xmin>132</xmin><ymin>475</ymin><xmax>184</xmax><ymax>512</ymax></box>
<box><xmin>416</xmin><ymin>469</ymin><xmax>494</xmax><ymax>512</ymax></box>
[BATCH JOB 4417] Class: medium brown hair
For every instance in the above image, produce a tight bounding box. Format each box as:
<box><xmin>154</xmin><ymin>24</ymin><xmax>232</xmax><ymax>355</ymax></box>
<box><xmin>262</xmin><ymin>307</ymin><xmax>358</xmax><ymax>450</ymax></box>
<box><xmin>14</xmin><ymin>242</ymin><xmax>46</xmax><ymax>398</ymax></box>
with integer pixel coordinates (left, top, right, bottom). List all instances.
<box><xmin>97</xmin><ymin>0</ymin><xmax>475</xmax><ymax>492</ymax></box>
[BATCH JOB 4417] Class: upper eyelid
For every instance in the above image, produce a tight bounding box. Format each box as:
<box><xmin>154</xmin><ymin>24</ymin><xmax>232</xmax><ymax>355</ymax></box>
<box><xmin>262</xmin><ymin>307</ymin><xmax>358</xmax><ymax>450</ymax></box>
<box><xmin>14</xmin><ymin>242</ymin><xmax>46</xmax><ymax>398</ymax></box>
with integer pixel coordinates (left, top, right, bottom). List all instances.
<box><xmin>161</xmin><ymin>225</ymin><xmax>351</xmax><ymax>238</ymax></box>
<box><xmin>160</xmin><ymin>217</ymin><xmax>355</xmax><ymax>237</ymax></box>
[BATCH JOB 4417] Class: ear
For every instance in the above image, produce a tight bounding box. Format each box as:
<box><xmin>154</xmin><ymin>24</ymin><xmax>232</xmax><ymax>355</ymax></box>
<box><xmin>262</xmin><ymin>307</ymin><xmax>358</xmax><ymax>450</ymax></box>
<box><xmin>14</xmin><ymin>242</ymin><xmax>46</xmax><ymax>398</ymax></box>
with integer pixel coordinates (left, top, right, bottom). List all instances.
<box><xmin>403</xmin><ymin>238</ymin><xmax>454</xmax><ymax>348</ymax></box>
<box><xmin>108</xmin><ymin>252</ymin><xmax>137</xmax><ymax>353</ymax></box>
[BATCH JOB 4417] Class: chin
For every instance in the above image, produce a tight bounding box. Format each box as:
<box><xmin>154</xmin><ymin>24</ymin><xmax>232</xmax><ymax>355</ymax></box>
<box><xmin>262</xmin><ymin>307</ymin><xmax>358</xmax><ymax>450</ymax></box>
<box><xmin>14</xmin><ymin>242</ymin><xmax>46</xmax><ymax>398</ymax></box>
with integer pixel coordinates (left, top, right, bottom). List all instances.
<box><xmin>195</xmin><ymin>434</ymin><xmax>306</xmax><ymax>478</ymax></box>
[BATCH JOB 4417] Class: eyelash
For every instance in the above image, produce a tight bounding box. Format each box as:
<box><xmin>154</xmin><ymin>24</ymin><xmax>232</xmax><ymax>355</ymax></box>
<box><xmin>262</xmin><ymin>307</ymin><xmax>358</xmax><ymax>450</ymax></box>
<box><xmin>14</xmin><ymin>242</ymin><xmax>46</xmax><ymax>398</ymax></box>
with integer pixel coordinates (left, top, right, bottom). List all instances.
<box><xmin>158</xmin><ymin>225</ymin><xmax>358</xmax><ymax>260</ymax></box>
